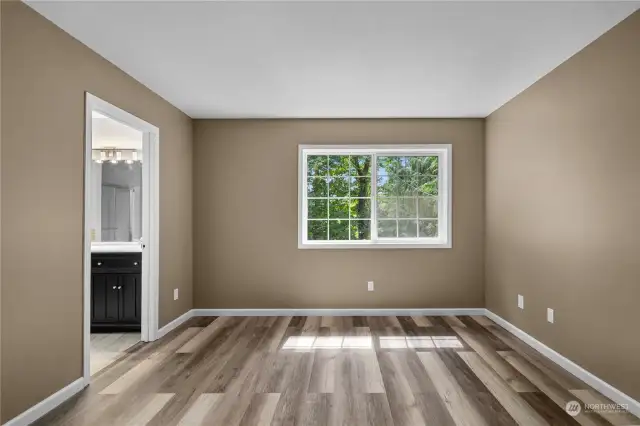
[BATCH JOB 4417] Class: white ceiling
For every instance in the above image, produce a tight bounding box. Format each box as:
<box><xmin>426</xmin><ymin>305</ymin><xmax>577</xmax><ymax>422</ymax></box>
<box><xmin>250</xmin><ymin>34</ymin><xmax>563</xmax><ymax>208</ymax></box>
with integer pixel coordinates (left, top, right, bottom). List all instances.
<box><xmin>27</xmin><ymin>1</ymin><xmax>639</xmax><ymax>118</ymax></box>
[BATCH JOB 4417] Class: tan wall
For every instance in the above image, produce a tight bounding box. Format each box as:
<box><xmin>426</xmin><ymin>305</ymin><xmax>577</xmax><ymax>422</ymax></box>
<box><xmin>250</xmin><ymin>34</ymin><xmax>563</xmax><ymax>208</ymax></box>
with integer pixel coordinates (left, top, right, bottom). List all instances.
<box><xmin>193</xmin><ymin>119</ymin><xmax>485</xmax><ymax>309</ymax></box>
<box><xmin>486</xmin><ymin>11</ymin><xmax>640</xmax><ymax>400</ymax></box>
<box><xmin>0</xmin><ymin>2</ymin><xmax>193</xmax><ymax>421</ymax></box>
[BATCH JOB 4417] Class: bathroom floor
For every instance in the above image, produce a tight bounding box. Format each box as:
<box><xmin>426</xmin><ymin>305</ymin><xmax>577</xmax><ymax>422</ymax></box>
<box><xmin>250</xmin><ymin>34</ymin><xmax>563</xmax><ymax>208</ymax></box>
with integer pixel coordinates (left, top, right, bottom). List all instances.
<box><xmin>90</xmin><ymin>332</ymin><xmax>141</xmax><ymax>375</ymax></box>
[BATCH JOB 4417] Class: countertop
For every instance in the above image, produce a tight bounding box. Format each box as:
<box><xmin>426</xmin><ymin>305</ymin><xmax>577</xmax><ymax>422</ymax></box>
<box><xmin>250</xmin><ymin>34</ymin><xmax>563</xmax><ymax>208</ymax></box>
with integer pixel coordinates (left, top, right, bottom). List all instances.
<box><xmin>91</xmin><ymin>242</ymin><xmax>143</xmax><ymax>253</ymax></box>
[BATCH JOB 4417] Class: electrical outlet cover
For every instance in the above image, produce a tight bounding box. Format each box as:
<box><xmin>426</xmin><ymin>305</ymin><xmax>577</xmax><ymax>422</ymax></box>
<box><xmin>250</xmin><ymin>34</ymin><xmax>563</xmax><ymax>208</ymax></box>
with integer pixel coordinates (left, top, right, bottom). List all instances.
<box><xmin>518</xmin><ymin>294</ymin><xmax>524</xmax><ymax>309</ymax></box>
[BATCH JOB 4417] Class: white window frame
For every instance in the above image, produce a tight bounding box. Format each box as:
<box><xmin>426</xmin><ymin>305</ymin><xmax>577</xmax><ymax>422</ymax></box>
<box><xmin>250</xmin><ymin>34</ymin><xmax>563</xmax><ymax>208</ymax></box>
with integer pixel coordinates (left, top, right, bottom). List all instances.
<box><xmin>298</xmin><ymin>144</ymin><xmax>452</xmax><ymax>249</ymax></box>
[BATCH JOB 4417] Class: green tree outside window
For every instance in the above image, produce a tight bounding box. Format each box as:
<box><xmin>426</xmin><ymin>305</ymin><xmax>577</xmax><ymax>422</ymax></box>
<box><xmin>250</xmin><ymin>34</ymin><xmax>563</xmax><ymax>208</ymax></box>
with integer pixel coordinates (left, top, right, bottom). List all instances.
<box><xmin>307</xmin><ymin>154</ymin><xmax>438</xmax><ymax>241</ymax></box>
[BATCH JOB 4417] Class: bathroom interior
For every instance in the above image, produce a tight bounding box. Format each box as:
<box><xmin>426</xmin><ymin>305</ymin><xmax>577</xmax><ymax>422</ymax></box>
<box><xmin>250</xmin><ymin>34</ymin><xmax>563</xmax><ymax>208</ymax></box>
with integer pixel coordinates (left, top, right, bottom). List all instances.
<box><xmin>89</xmin><ymin>111</ymin><xmax>144</xmax><ymax>375</ymax></box>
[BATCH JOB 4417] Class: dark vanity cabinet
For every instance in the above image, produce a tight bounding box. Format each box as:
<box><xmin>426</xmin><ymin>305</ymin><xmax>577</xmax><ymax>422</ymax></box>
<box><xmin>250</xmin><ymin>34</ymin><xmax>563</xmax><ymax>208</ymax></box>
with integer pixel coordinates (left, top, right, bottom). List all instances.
<box><xmin>91</xmin><ymin>253</ymin><xmax>142</xmax><ymax>331</ymax></box>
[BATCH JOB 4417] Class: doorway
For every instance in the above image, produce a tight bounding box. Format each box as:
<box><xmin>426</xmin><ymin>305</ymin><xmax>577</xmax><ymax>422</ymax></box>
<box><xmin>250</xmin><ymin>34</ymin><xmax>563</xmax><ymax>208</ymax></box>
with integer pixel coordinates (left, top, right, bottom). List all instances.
<box><xmin>83</xmin><ymin>93</ymin><xmax>160</xmax><ymax>382</ymax></box>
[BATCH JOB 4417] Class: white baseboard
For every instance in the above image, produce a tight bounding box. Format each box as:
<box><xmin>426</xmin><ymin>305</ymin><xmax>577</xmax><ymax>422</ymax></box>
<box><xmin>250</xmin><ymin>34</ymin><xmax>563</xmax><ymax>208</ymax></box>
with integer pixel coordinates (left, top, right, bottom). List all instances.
<box><xmin>3</xmin><ymin>378</ymin><xmax>86</xmax><ymax>426</ymax></box>
<box><xmin>191</xmin><ymin>308</ymin><xmax>485</xmax><ymax>317</ymax></box>
<box><xmin>157</xmin><ymin>309</ymin><xmax>195</xmax><ymax>339</ymax></box>
<box><xmin>485</xmin><ymin>310</ymin><xmax>640</xmax><ymax>418</ymax></box>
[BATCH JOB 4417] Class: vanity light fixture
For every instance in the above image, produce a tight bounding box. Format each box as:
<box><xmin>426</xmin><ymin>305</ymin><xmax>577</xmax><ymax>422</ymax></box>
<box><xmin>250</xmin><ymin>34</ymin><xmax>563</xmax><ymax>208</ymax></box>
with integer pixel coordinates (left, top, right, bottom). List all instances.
<box><xmin>125</xmin><ymin>150</ymin><xmax>135</xmax><ymax>165</ymax></box>
<box><xmin>92</xmin><ymin>148</ymin><xmax>141</xmax><ymax>164</ymax></box>
<box><xmin>95</xmin><ymin>150</ymin><xmax>107</xmax><ymax>164</ymax></box>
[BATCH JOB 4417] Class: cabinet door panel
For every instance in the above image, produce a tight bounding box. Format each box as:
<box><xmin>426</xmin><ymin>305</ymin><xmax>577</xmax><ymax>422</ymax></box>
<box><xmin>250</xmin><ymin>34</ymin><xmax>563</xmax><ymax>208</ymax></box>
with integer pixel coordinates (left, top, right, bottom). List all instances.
<box><xmin>92</xmin><ymin>274</ymin><xmax>120</xmax><ymax>323</ymax></box>
<box><xmin>91</xmin><ymin>274</ymin><xmax>107</xmax><ymax>322</ymax></box>
<box><xmin>120</xmin><ymin>274</ymin><xmax>141</xmax><ymax>324</ymax></box>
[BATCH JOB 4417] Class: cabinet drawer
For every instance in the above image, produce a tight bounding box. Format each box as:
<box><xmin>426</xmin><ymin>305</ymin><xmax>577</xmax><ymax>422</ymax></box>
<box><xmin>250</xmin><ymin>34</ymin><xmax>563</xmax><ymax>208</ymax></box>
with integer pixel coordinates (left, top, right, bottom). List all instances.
<box><xmin>92</xmin><ymin>253</ymin><xmax>141</xmax><ymax>273</ymax></box>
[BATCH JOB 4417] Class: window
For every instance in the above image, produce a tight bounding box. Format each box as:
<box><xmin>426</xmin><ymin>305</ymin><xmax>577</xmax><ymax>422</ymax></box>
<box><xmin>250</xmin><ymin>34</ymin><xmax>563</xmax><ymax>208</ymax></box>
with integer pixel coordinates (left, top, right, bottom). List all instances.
<box><xmin>299</xmin><ymin>145</ymin><xmax>452</xmax><ymax>248</ymax></box>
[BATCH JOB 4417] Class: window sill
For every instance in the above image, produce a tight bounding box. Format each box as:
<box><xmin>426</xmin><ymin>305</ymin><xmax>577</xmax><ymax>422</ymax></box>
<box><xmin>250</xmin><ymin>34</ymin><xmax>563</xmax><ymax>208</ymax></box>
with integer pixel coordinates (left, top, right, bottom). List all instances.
<box><xmin>298</xmin><ymin>239</ymin><xmax>451</xmax><ymax>249</ymax></box>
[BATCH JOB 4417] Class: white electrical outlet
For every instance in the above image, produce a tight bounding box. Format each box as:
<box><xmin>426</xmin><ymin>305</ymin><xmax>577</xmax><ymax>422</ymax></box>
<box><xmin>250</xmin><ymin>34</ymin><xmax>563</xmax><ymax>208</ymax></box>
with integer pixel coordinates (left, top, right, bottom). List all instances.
<box><xmin>547</xmin><ymin>308</ymin><xmax>554</xmax><ymax>323</ymax></box>
<box><xmin>517</xmin><ymin>294</ymin><xmax>524</xmax><ymax>309</ymax></box>
<box><xmin>368</xmin><ymin>281</ymin><xmax>374</xmax><ymax>292</ymax></box>
<box><xmin>174</xmin><ymin>288</ymin><xmax>179</xmax><ymax>301</ymax></box>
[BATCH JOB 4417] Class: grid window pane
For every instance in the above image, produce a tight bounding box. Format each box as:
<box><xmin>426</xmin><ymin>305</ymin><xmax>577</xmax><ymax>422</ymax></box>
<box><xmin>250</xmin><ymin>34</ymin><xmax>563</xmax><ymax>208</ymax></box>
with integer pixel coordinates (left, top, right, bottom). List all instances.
<box><xmin>307</xmin><ymin>177</ymin><xmax>328</xmax><ymax>197</ymax></box>
<box><xmin>377</xmin><ymin>156</ymin><xmax>439</xmax><ymax>197</ymax></box>
<box><xmin>329</xmin><ymin>220</ymin><xmax>349</xmax><ymax>240</ymax></box>
<box><xmin>329</xmin><ymin>199</ymin><xmax>349</xmax><ymax>218</ymax></box>
<box><xmin>350</xmin><ymin>155</ymin><xmax>371</xmax><ymax>176</ymax></box>
<box><xmin>398</xmin><ymin>219</ymin><xmax>418</xmax><ymax>238</ymax></box>
<box><xmin>397</xmin><ymin>197</ymin><xmax>417</xmax><ymax>218</ymax></box>
<box><xmin>417</xmin><ymin>175</ymin><xmax>439</xmax><ymax>196</ymax></box>
<box><xmin>328</xmin><ymin>176</ymin><xmax>349</xmax><ymax>197</ymax></box>
<box><xmin>399</xmin><ymin>176</ymin><xmax>414</xmax><ymax>196</ymax></box>
<box><xmin>414</xmin><ymin>156</ymin><xmax>438</xmax><ymax>175</ymax></box>
<box><xmin>376</xmin><ymin>174</ymin><xmax>388</xmax><ymax>196</ymax></box>
<box><xmin>350</xmin><ymin>177</ymin><xmax>371</xmax><ymax>197</ymax></box>
<box><xmin>307</xmin><ymin>155</ymin><xmax>374</xmax><ymax>238</ymax></box>
<box><xmin>349</xmin><ymin>199</ymin><xmax>371</xmax><ymax>219</ymax></box>
<box><xmin>378</xmin><ymin>220</ymin><xmax>397</xmax><ymax>238</ymax></box>
<box><xmin>308</xmin><ymin>220</ymin><xmax>328</xmax><ymax>240</ymax></box>
<box><xmin>377</xmin><ymin>197</ymin><xmax>397</xmax><ymax>219</ymax></box>
<box><xmin>307</xmin><ymin>155</ymin><xmax>328</xmax><ymax>176</ymax></box>
<box><xmin>329</xmin><ymin>155</ymin><xmax>350</xmax><ymax>176</ymax></box>
<box><xmin>308</xmin><ymin>199</ymin><xmax>327</xmax><ymax>219</ymax></box>
<box><xmin>377</xmin><ymin>156</ymin><xmax>401</xmax><ymax>171</ymax></box>
<box><xmin>419</xmin><ymin>219</ymin><xmax>438</xmax><ymax>238</ymax></box>
<box><xmin>418</xmin><ymin>197</ymin><xmax>438</xmax><ymax>218</ymax></box>
<box><xmin>350</xmin><ymin>220</ymin><xmax>371</xmax><ymax>240</ymax></box>
<box><xmin>376</xmin><ymin>174</ymin><xmax>398</xmax><ymax>196</ymax></box>
<box><xmin>378</xmin><ymin>175</ymin><xmax>422</xmax><ymax>196</ymax></box>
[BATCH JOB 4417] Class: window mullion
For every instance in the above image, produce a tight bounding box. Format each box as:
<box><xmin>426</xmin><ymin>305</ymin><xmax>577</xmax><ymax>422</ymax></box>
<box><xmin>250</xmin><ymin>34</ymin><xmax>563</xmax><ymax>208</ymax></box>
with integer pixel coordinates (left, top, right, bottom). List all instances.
<box><xmin>437</xmin><ymin>152</ymin><xmax>444</xmax><ymax>241</ymax></box>
<box><xmin>303</xmin><ymin>151</ymin><xmax>309</xmax><ymax>243</ymax></box>
<box><xmin>326</xmin><ymin>155</ymin><xmax>330</xmax><ymax>240</ymax></box>
<box><xmin>348</xmin><ymin>155</ymin><xmax>352</xmax><ymax>241</ymax></box>
<box><xmin>416</xmin><ymin>196</ymin><xmax>420</xmax><ymax>238</ymax></box>
<box><xmin>371</xmin><ymin>153</ymin><xmax>378</xmax><ymax>242</ymax></box>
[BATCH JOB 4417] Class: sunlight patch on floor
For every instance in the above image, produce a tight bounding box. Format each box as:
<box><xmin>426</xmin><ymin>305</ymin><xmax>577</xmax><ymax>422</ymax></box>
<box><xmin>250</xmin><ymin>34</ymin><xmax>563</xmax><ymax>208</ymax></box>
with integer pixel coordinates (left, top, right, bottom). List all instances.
<box><xmin>281</xmin><ymin>335</ymin><xmax>463</xmax><ymax>351</ymax></box>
